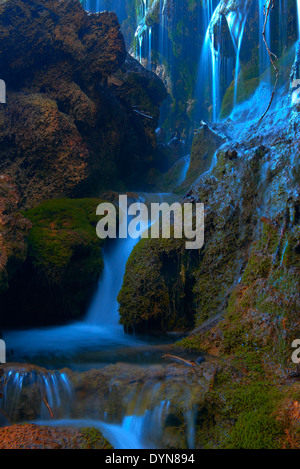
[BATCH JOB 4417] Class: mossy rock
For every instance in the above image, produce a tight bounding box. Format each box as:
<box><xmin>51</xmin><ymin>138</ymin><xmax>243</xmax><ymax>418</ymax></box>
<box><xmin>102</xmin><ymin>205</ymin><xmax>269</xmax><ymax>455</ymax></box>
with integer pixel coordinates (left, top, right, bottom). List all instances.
<box><xmin>24</xmin><ymin>198</ymin><xmax>107</xmax><ymax>285</ymax></box>
<box><xmin>80</xmin><ymin>427</ymin><xmax>113</xmax><ymax>449</ymax></box>
<box><xmin>118</xmin><ymin>235</ymin><xmax>197</xmax><ymax>334</ymax></box>
<box><xmin>0</xmin><ymin>197</ymin><xmax>111</xmax><ymax>326</ymax></box>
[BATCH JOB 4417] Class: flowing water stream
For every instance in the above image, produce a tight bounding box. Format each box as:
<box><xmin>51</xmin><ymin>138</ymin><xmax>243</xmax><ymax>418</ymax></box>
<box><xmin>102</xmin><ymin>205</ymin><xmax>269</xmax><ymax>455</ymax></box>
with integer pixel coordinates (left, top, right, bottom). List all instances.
<box><xmin>1</xmin><ymin>176</ymin><xmax>202</xmax><ymax>448</ymax></box>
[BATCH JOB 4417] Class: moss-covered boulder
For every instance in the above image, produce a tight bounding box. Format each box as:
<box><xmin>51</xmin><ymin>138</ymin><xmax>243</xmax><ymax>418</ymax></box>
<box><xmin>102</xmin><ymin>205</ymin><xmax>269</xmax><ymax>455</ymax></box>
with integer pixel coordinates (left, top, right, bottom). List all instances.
<box><xmin>118</xmin><ymin>237</ymin><xmax>197</xmax><ymax>334</ymax></box>
<box><xmin>0</xmin><ymin>198</ymin><xmax>109</xmax><ymax>326</ymax></box>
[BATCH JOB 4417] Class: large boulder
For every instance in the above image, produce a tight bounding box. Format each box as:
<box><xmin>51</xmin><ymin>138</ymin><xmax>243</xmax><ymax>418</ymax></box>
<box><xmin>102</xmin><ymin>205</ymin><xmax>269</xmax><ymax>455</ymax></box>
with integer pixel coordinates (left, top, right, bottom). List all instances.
<box><xmin>0</xmin><ymin>0</ymin><xmax>167</xmax><ymax>208</ymax></box>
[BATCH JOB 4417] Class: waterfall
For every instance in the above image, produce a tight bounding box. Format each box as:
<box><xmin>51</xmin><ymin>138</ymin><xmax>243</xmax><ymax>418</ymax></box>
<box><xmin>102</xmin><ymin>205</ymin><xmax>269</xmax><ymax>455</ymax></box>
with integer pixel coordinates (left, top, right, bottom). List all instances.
<box><xmin>196</xmin><ymin>0</ymin><xmax>248</xmax><ymax>121</ymax></box>
<box><xmin>86</xmin><ymin>199</ymin><xmax>147</xmax><ymax>327</ymax></box>
<box><xmin>148</xmin><ymin>26</ymin><xmax>152</xmax><ymax>69</ymax></box>
<box><xmin>196</xmin><ymin>2</ymin><xmax>222</xmax><ymax>122</ymax></box>
<box><xmin>134</xmin><ymin>0</ymin><xmax>150</xmax><ymax>64</ymax></box>
<box><xmin>96</xmin><ymin>380</ymin><xmax>198</xmax><ymax>449</ymax></box>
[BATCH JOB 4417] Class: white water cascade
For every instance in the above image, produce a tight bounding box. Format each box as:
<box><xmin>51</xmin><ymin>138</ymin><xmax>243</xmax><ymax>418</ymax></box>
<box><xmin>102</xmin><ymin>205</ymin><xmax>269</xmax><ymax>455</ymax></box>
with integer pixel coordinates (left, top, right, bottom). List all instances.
<box><xmin>0</xmin><ymin>368</ymin><xmax>73</xmax><ymax>423</ymax></box>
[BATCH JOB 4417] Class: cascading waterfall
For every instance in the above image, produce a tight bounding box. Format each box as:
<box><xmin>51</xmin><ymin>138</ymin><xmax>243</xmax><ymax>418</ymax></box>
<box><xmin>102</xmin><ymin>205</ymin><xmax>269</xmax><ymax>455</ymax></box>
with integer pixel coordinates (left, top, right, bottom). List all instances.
<box><xmin>0</xmin><ymin>368</ymin><xmax>73</xmax><ymax>423</ymax></box>
<box><xmin>197</xmin><ymin>0</ymin><xmax>249</xmax><ymax>121</ymax></box>
<box><xmin>85</xmin><ymin>380</ymin><xmax>199</xmax><ymax>449</ymax></box>
<box><xmin>3</xmin><ymin>198</ymin><xmax>154</xmax><ymax>358</ymax></box>
<box><xmin>195</xmin><ymin>1</ymin><xmax>220</xmax><ymax>122</ymax></box>
<box><xmin>86</xmin><ymin>197</ymin><xmax>150</xmax><ymax>327</ymax></box>
<box><xmin>82</xmin><ymin>1</ymin><xmax>299</xmax><ymax>123</ymax></box>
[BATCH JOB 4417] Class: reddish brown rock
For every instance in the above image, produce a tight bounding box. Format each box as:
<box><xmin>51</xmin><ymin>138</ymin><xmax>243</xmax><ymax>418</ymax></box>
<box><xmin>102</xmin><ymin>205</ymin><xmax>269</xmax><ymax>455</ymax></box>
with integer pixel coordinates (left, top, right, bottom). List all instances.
<box><xmin>0</xmin><ymin>0</ymin><xmax>166</xmax><ymax>208</ymax></box>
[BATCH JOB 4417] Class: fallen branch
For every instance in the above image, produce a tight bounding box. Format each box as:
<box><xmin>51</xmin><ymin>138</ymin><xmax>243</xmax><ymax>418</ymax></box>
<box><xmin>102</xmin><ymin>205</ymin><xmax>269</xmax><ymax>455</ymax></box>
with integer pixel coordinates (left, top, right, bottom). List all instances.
<box><xmin>133</xmin><ymin>109</ymin><xmax>153</xmax><ymax>119</ymax></box>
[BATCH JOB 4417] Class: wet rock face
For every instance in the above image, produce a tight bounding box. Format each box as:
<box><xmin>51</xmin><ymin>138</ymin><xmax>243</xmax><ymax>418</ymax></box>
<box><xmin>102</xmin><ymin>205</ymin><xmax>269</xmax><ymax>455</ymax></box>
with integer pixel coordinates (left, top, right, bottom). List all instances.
<box><xmin>0</xmin><ymin>0</ymin><xmax>166</xmax><ymax>208</ymax></box>
<box><xmin>181</xmin><ymin>122</ymin><xmax>227</xmax><ymax>190</ymax></box>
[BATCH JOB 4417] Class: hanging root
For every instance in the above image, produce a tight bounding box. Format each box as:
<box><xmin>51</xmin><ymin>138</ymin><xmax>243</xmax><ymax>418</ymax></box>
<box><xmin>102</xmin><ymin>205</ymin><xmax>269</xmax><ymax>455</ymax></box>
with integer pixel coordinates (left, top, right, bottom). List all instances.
<box><xmin>259</xmin><ymin>0</ymin><xmax>279</xmax><ymax>123</ymax></box>
<box><xmin>43</xmin><ymin>396</ymin><xmax>54</xmax><ymax>419</ymax></box>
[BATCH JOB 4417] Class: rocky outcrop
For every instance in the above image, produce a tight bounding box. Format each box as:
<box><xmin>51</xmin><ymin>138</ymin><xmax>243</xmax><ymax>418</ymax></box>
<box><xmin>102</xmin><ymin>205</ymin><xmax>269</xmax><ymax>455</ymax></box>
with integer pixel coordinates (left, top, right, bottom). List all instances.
<box><xmin>119</xmin><ymin>78</ymin><xmax>300</xmax><ymax>358</ymax></box>
<box><xmin>0</xmin><ymin>0</ymin><xmax>167</xmax><ymax>208</ymax></box>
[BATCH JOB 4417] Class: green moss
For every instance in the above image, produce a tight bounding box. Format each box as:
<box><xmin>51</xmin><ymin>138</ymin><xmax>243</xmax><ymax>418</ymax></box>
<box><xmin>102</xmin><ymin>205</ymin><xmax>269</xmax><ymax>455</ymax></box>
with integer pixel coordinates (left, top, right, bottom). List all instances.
<box><xmin>225</xmin><ymin>383</ymin><xmax>283</xmax><ymax>449</ymax></box>
<box><xmin>3</xmin><ymin>197</ymin><xmax>116</xmax><ymax>325</ymax></box>
<box><xmin>118</xmin><ymin>235</ymin><xmax>196</xmax><ymax>333</ymax></box>
<box><xmin>80</xmin><ymin>427</ymin><xmax>113</xmax><ymax>449</ymax></box>
<box><xmin>24</xmin><ymin>198</ymin><xmax>107</xmax><ymax>285</ymax></box>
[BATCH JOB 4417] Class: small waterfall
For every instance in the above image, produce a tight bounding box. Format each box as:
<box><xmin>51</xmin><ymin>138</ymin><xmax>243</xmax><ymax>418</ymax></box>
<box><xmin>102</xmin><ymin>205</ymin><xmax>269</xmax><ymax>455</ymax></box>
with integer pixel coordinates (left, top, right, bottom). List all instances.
<box><xmin>4</xmin><ymin>195</ymin><xmax>158</xmax><ymax>359</ymax></box>
<box><xmin>134</xmin><ymin>0</ymin><xmax>150</xmax><ymax>65</ymax></box>
<box><xmin>0</xmin><ymin>367</ymin><xmax>73</xmax><ymax>424</ymax></box>
<box><xmin>84</xmin><ymin>0</ymin><xmax>126</xmax><ymax>23</ymax></box>
<box><xmin>86</xmin><ymin>199</ymin><xmax>146</xmax><ymax>327</ymax></box>
<box><xmin>196</xmin><ymin>0</ymin><xmax>249</xmax><ymax>121</ymax></box>
<box><xmin>98</xmin><ymin>380</ymin><xmax>198</xmax><ymax>449</ymax></box>
<box><xmin>148</xmin><ymin>26</ymin><xmax>152</xmax><ymax>69</ymax></box>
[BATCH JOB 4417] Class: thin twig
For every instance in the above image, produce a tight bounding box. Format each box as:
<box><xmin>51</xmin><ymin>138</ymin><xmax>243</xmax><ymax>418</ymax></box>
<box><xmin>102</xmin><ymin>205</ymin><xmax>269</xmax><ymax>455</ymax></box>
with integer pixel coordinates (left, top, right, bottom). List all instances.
<box><xmin>259</xmin><ymin>0</ymin><xmax>279</xmax><ymax>122</ymax></box>
<box><xmin>162</xmin><ymin>354</ymin><xmax>196</xmax><ymax>367</ymax></box>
